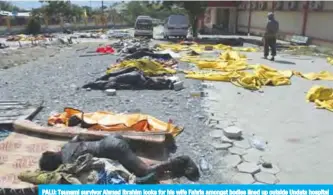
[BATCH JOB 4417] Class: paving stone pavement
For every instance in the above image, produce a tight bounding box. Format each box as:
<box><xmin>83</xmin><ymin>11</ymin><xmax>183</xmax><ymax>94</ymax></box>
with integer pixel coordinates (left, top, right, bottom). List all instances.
<box><xmin>205</xmin><ymin>51</ymin><xmax>333</xmax><ymax>183</ymax></box>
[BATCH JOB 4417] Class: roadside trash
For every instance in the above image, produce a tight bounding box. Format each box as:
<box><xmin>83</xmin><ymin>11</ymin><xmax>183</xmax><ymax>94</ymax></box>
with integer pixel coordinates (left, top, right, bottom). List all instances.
<box><xmin>156</xmin><ymin>49</ymin><xmax>181</xmax><ymax>59</ymax></box>
<box><xmin>173</xmin><ymin>81</ymin><xmax>184</xmax><ymax>91</ymax></box>
<box><xmin>105</xmin><ymin>89</ymin><xmax>117</xmax><ymax>96</ymax></box>
<box><xmin>96</xmin><ymin>46</ymin><xmax>115</xmax><ymax>54</ymax></box>
<box><xmin>100</xmin><ymin>34</ymin><xmax>108</xmax><ymax>39</ymax></box>
<box><xmin>188</xmin><ymin>50</ymin><xmax>200</xmax><ymax>56</ymax></box>
<box><xmin>199</xmin><ymin>158</ymin><xmax>211</xmax><ymax>172</ymax></box>
<box><xmin>262</xmin><ymin>162</ymin><xmax>273</xmax><ymax>168</ymax></box>
<box><xmin>190</xmin><ymin>91</ymin><xmax>205</xmax><ymax>97</ymax></box>
<box><xmin>0</xmin><ymin>43</ymin><xmax>9</xmax><ymax>49</ymax></box>
<box><xmin>167</xmin><ymin>76</ymin><xmax>180</xmax><ymax>83</ymax></box>
<box><xmin>63</xmin><ymin>29</ymin><xmax>73</xmax><ymax>34</ymax></box>
<box><xmin>223</xmin><ymin>126</ymin><xmax>243</xmax><ymax>139</ymax></box>
<box><xmin>201</xmin><ymin>83</ymin><xmax>213</xmax><ymax>88</ymax></box>
<box><xmin>249</xmin><ymin>135</ymin><xmax>267</xmax><ymax>151</ymax></box>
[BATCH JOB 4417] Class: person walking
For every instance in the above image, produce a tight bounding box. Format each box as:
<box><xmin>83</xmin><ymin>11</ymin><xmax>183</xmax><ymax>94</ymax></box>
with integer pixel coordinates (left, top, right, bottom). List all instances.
<box><xmin>263</xmin><ymin>12</ymin><xmax>279</xmax><ymax>61</ymax></box>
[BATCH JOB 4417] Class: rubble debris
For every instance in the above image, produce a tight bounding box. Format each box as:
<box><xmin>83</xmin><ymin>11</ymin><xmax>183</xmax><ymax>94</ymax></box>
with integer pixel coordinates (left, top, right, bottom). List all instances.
<box><xmin>0</xmin><ymin>100</ymin><xmax>43</xmax><ymax>125</ymax></box>
<box><xmin>105</xmin><ymin>89</ymin><xmax>117</xmax><ymax>96</ymax></box>
<box><xmin>173</xmin><ymin>81</ymin><xmax>184</xmax><ymax>91</ymax></box>
<box><xmin>249</xmin><ymin>136</ymin><xmax>267</xmax><ymax>151</ymax></box>
<box><xmin>223</xmin><ymin>126</ymin><xmax>243</xmax><ymax>139</ymax></box>
<box><xmin>211</xmin><ymin>142</ymin><xmax>232</xmax><ymax>150</ymax></box>
<box><xmin>260</xmin><ymin>164</ymin><xmax>280</xmax><ymax>175</ymax></box>
<box><xmin>108</xmin><ymin>30</ymin><xmax>131</xmax><ymax>39</ymax></box>
<box><xmin>0</xmin><ymin>43</ymin><xmax>9</xmax><ymax>49</ymax></box>
<box><xmin>111</xmin><ymin>38</ymin><xmax>150</xmax><ymax>54</ymax></box>
<box><xmin>199</xmin><ymin>158</ymin><xmax>212</xmax><ymax>172</ymax></box>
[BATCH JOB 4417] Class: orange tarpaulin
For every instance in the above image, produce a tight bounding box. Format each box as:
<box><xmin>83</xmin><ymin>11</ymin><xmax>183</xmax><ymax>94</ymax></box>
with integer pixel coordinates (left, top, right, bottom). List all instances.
<box><xmin>48</xmin><ymin>108</ymin><xmax>183</xmax><ymax>137</ymax></box>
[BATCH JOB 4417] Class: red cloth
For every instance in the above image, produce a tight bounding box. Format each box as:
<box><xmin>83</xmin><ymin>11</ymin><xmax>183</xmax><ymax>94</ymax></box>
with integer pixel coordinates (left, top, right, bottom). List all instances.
<box><xmin>96</xmin><ymin>45</ymin><xmax>115</xmax><ymax>54</ymax></box>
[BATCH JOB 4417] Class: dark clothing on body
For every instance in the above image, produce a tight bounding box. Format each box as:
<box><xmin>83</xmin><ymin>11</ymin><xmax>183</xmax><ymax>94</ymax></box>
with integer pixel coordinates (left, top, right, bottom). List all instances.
<box><xmin>56</xmin><ymin>135</ymin><xmax>199</xmax><ymax>181</ymax></box>
<box><xmin>83</xmin><ymin>68</ymin><xmax>174</xmax><ymax>90</ymax></box>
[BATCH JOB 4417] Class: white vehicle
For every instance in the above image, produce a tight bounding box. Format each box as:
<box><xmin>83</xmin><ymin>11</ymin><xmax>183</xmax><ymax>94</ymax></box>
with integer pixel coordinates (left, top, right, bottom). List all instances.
<box><xmin>163</xmin><ymin>14</ymin><xmax>189</xmax><ymax>39</ymax></box>
<box><xmin>134</xmin><ymin>15</ymin><xmax>153</xmax><ymax>38</ymax></box>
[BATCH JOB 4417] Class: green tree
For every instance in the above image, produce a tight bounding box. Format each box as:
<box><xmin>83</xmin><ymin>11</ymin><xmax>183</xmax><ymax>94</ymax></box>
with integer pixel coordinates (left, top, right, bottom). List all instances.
<box><xmin>118</xmin><ymin>1</ymin><xmax>186</xmax><ymax>25</ymax></box>
<box><xmin>35</xmin><ymin>1</ymin><xmax>83</xmax><ymax>22</ymax></box>
<box><xmin>161</xmin><ymin>1</ymin><xmax>207</xmax><ymax>38</ymax></box>
<box><xmin>0</xmin><ymin>1</ymin><xmax>23</xmax><ymax>11</ymax></box>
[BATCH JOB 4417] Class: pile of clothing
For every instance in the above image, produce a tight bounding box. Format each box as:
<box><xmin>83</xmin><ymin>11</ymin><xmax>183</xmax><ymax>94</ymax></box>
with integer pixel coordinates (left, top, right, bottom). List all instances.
<box><xmin>111</xmin><ymin>38</ymin><xmax>150</xmax><ymax>54</ymax></box>
<box><xmin>108</xmin><ymin>30</ymin><xmax>132</xmax><ymax>39</ymax></box>
<box><xmin>19</xmin><ymin>154</ymin><xmax>136</xmax><ymax>185</ymax></box>
<box><xmin>6</xmin><ymin>34</ymin><xmax>48</xmax><ymax>42</ymax></box>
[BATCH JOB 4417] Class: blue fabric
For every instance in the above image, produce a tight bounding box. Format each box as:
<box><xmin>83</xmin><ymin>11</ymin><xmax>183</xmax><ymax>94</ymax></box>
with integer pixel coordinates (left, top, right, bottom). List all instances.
<box><xmin>0</xmin><ymin>130</ymin><xmax>11</xmax><ymax>141</ymax></box>
<box><xmin>97</xmin><ymin>169</ymin><xmax>127</xmax><ymax>184</ymax></box>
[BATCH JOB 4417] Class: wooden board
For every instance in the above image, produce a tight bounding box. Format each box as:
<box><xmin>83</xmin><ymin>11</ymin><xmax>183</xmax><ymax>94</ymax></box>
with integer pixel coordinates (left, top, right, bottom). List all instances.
<box><xmin>0</xmin><ymin>100</ymin><xmax>43</xmax><ymax>125</ymax></box>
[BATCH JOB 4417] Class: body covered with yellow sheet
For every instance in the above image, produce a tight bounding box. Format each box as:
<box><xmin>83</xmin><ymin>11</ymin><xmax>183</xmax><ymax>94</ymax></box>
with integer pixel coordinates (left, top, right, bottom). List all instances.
<box><xmin>48</xmin><ymin>108</ymin><xmax>183</xmax><ymax>137</ymax></box>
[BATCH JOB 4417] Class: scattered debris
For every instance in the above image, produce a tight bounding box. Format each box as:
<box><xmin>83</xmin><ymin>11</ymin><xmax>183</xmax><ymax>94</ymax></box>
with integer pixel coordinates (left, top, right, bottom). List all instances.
<box><xmin>223</xmin><ymin>126</ymin><xmax>243</xmax><ymax>139</ymax></box>
<box><xmin>173</xmin><ymin>81</ymin><xmax>184</xmax><ymax>91</ymax></box>
<box><xmin>199</xmin><ymin>158</ymin><xmax>212</xmax><ymax>172</ymax></box>
<box><xmin>105</xmin><ymin>89</ymin><xmax>117</xmax><ymax>96</ymax></box>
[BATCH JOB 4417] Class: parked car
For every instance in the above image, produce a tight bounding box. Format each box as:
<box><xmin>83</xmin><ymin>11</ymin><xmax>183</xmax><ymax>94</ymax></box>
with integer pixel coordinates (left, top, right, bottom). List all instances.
<box><xmin>134</xmin><ymin>15</ymin><xmax>153</xmax><ymax>38</ymax></box>
<box><xmin>163</xmin><ymin>14</ymin><xmax>189</xmax><ymax>39</ymax></box>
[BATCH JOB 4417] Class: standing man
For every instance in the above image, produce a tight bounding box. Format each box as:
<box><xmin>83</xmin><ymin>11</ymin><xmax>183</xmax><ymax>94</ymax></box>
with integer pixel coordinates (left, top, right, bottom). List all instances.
<box><xmin>263</xmin><ymin>12</ymin><xmax>279</xmax><ymax>61</ymax></box>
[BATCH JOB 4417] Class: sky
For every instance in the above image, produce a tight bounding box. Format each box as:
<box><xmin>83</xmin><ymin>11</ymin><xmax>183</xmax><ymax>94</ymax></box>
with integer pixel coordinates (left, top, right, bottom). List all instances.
<box><xmin>10</xmin><ymin>1</ymin><xmax>116</xmax><ymax>10</ymax></box>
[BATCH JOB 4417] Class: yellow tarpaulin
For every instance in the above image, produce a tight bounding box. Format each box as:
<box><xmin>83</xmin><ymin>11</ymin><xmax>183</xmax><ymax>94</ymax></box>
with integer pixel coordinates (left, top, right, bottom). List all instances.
<box><xmin>155</xmin><ymin>43</ymin><xmax>258</xmax><ymax>53</ymax></box>
<box><xmin>219</xmin><ymin>50</ymin><xmax>247</xmax><ymax>61</ymax></box>
<box><xmin>107</xmin><ymin>59</ymin><xmax>176</xmax><ymax>76</ymax></box>
<box><xmin>306</xmin><ymin>86</ymin><xmax>333</xmax><ymax>112</ymax></box>
<box><xmin>48</xmin><ymin>108</ymin><xmax>183</xmax><ymax>137</ymax></box>
<box><xmin>294</xmin><ymin>71</ymin><xmax>333</xmax><ymax>81</ymax></box>
<box><xmin>186</xmin><ymin>65</ymin><xmax>292</xmax><ymax>90</ymax></box>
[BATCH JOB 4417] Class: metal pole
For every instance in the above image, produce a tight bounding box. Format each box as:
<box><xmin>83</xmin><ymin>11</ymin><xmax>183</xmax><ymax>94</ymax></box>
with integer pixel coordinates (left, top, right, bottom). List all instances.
<box><xmin>102</xmin><ymin>0</ymin><xmax>104</xmax><ymax>14</ymax></box>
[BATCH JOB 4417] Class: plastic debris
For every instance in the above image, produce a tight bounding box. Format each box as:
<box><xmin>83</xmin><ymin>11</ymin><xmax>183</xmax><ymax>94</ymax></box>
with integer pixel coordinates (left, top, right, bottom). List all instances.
<box><xmin>199</xmin><ymin>158</ymin><xmax>212</xmax><ymax>172</ymax></box>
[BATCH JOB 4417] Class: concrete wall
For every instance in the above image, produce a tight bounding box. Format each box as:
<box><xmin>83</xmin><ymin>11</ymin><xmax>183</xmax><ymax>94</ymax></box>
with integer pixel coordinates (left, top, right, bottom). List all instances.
<box><xmin>236</xmin><ymin>1</ymin><xmax>333</xmax><ymax>46</ymax></box>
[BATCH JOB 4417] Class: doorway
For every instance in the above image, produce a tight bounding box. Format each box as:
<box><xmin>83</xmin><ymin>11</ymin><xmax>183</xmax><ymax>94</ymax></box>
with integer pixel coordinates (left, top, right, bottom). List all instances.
<box><xmin>215</xmin><ymin>8</ymin><xmax>230</xmax><ymax>34</ymax></box>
